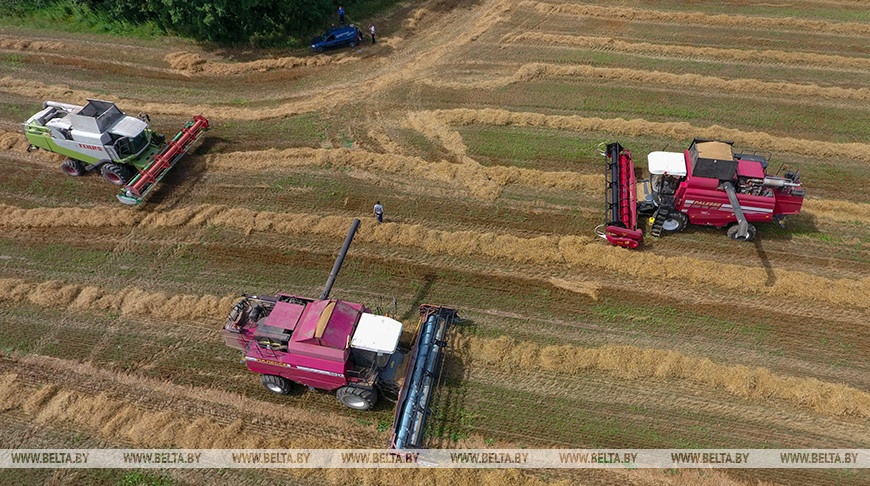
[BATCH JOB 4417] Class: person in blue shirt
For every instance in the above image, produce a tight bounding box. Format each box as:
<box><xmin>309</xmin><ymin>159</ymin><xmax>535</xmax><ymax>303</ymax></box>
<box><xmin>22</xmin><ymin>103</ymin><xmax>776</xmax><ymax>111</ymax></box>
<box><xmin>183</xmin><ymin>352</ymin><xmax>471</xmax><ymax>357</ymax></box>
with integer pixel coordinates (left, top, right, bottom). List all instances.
<box><xmin>339</xmin><ymin>6</ymin><xmax>345</xmax><ymax>24</ymax></box>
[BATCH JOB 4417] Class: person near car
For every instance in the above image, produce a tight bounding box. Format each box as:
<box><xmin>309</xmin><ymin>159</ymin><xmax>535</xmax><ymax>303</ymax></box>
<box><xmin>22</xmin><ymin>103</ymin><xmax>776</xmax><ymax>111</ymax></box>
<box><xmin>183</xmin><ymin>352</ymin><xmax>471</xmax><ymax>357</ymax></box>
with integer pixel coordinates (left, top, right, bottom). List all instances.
<box><xmin>373</xmin><ymin>201</ymin><xmax>383</xmax><ymax>223</ymax></box>
<box><xmin>338</xmin><ymin>6</ymin><xmax>345</xmax><ymax>24</ymax></box>
<box><xmin>369</xmin><ymin>24</ymin><xmax>376</xmax><ymax>44</ymax></box>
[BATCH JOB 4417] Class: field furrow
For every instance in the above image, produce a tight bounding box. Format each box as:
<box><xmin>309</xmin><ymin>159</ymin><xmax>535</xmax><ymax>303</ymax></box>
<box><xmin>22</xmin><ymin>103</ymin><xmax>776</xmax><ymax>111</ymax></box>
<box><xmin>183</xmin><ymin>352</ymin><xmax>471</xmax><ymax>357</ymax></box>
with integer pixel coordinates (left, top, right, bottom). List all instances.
<box><xmin>499</xmin><ymin>33</ymin><xmax>870</xmax><ymax>72</ymax></box>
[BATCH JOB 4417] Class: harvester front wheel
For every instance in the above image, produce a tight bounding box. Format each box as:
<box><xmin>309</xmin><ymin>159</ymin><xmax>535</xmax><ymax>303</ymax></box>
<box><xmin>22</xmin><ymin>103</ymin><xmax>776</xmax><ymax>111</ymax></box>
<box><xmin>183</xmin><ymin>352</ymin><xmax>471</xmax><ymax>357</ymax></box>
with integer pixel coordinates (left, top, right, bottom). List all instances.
<box><xmin>660</xmin><ymin>211</ymin><xmax>688</xmax><ymax>233</ymax></box>
<box><xmin>100</xmin><ymin>163</ymin><xmax>134</xmax><ymax>186</ymax></box>
<box><xmin>261</xmin><ymin>374</ymin><xmax>292</xmax><ymax>395</ymax></box>
<box><xmin>336</xmin><ymin>385</ymin><xmax>377</xmax><ymax>410</ymax></box>
<box><xmin>61</xmin><ymin>158</ymin><xmax>85</xmax><ymax>176</ymax></box>
<box><xmin>727</xmin><ymin>223</ymin><xmax>756</xmax><ymax>242</ymax></box>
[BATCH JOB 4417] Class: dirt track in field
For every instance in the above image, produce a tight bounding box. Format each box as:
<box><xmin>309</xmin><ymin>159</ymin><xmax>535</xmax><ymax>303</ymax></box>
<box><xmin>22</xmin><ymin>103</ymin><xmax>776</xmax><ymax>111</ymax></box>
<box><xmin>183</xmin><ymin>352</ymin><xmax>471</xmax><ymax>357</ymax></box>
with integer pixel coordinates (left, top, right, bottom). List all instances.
<box><xmin>1</xmin><ymin>0</ymin><xmax>868</xmax><ymax>484</ymax></box>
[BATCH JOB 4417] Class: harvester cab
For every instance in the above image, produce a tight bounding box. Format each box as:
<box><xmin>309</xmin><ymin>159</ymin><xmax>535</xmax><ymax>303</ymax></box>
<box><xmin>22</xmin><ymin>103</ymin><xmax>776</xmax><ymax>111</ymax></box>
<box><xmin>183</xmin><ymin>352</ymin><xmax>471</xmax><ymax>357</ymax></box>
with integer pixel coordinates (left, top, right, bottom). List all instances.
<box><xmin>222</xmin><ymin>219</ymin><xmax>458</xmax><ymax>449</ymax></box>
<box><xmin>23</xmin><ymin>99</ymin><xmax>209</xmax><ymax>205</ymax></box>
<box><xmin>598</xmin><ymin>139</ymin><xmax>805</xmax><ymax>247</ymax></box>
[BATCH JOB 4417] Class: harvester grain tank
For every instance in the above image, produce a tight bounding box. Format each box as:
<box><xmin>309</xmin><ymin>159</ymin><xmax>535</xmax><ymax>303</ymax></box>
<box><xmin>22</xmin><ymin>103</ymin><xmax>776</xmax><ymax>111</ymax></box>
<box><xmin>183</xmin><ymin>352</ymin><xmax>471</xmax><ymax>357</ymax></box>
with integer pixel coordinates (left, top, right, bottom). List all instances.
<box><xmin>598</xmin><ymin>139</ymin><xmax>805</xmax><ymax>247</ymax></box>
<box><xmin>222</xmin><ymin>219</ymin><xmax>457</xmax><ymax>449</ymax></box>
<box><xmin>23</xmin><ymin>99</ymin><xmax>209</xmax><ymax>204</ymax></box>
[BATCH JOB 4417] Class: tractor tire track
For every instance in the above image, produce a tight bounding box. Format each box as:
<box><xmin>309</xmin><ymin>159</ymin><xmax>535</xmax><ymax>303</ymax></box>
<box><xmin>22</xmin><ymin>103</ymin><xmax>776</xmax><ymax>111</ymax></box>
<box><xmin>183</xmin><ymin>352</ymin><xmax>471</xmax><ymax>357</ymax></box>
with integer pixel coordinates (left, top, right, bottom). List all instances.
<box><xmin>420</xmin><ymin>62</ymin><xmax>870</xmax><ymax>101</ymax></box>
<box><xmin>1</xmin><ymin>205</ymin><xmax>868</xmax><ymax>309</ymax></box>
<box><xmin>520</xmin><ymin>1</ymin><xmax>870</xmax><ymax>37</ymax></box>
<box><xmin>500</xmin><ymin>33</ymin><xmax>870</xmax><ymax>72</ymax></box>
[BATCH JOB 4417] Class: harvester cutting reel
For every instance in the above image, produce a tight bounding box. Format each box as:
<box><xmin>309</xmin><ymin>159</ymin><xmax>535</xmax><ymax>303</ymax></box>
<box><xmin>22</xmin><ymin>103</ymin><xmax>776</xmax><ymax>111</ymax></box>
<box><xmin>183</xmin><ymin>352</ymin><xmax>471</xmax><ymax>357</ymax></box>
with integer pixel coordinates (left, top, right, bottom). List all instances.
<box><xmin>595</xmin><ymin>142</ymin><xmax>688</xmax><ymax>248</ymax></box>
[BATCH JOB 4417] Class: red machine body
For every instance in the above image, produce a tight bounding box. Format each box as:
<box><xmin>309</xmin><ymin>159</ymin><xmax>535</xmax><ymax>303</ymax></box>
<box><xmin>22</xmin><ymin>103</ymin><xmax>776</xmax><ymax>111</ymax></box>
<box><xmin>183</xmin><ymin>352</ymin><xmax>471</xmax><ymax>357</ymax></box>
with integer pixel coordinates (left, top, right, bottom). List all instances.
<box><xmin>672</xmin><ymin>147</ymin><xmax>804</xmax><ymax>227</ymax></box>
<box><xmin>223</xmin><ymin>295</ymin><xmax>373</xmax><ymax>391</ymax></box>
<box><xmin>599</xmin><ymin>139</ymin><xmax>805</xmax><ymax>246</ymax></box>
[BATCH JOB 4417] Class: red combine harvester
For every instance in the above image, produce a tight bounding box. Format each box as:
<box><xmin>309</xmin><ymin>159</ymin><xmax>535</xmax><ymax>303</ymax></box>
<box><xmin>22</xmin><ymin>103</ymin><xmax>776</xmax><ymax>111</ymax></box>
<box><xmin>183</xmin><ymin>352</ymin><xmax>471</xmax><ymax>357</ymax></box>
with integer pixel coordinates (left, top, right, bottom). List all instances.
<box><xmin>598</xmin><ymin>139</ymin><xmax>805</xmax><ymax>248</ymax></box>
<box><xmin>222</xmin><ymin>219</ymin><xmax>458</xmax><ymax>450</ymax></box>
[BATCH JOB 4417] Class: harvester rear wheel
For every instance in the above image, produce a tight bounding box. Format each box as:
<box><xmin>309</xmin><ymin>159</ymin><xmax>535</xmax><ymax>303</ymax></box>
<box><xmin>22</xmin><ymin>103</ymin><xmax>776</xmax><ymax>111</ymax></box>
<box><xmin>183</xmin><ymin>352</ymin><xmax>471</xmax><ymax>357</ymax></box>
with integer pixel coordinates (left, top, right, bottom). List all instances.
<box><xmin>100</xmin><ymin>163</ymin><xmax>134</xmax><ymax>186</ymax></box>
<box><xmin>659</xmin><ymin>211</ymin><xmax>688</xmax><ymax>233</ymax></box>
<box><xmin>336</xmin><ymin>385</ymin><xmax>377</xmax><ymax>410</ymax></box>
<box><xmin>261</xmin><ymin>374</ymin><xmax>292</xmax><ymax>395</ymax></box>
<box><xmin>61</xmin><ymin>158</ymin><xmax>85</xmax><ymax>176</ymax></box>
<box><xmin>727</xmin><ymin>223</ymin><xmax>756</xmax><ymax>242</ymax></box>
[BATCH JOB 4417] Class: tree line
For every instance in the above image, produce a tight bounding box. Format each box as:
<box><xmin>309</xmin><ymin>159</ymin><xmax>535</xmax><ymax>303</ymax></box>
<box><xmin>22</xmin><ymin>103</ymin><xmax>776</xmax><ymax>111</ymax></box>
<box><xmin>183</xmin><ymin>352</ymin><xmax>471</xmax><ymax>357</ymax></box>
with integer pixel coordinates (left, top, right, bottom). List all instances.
<box><xmin>4</xmin><ymin>0</ymin><xmax>388</xmax><ymax>45</ymax></box>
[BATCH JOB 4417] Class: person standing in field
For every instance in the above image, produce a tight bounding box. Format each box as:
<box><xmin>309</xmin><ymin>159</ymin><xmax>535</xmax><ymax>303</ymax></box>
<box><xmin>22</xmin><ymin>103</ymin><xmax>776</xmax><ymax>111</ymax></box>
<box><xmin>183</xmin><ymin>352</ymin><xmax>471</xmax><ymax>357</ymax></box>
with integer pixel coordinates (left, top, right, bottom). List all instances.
<box><xmin>338</xmin><ymin>6</ymin><xmax>345</xmax><ymax>24</ymax></box>
<box><xmin>373</xmin><ymin>201</ymin><xmax>384</xmax><ymax>223</ymax></box>
<box><xmin>369</xmin><ymin>24</ymin><xmax>376</xmax><ymax>44</ymax></box>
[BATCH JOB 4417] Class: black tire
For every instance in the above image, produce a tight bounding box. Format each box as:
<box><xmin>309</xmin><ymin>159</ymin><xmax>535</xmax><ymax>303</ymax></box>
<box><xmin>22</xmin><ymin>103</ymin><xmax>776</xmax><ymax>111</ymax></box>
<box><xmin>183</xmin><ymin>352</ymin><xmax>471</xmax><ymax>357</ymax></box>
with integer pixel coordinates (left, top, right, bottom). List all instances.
<box><xmin>336</xmin><ymin>385</ymin><xmax>377</xmax><ymax>410</ymax></box>
<box><xmin>348</xmin><ymin>41</ymin><xmax>356</xmax><ymax>47</ymax></box>
<box><xmin>659</xmin><ymin>211</ymin><xmax>688</xmax><ymax>234</ymax></box>
<box><xmin>727</xmin><ymin>223</ymin><xmax>756</xmax><ymax>242</ymax></box>
<box><xmin>100</xmin><ymin>163</ymin><xmax>134</xmax><ymax>186</ymax></box>
<box><xmin>61</xmin><ymin>158</ymin><xmax>85</xmax><ymax>176</ymax></box>
<box><xmin>261</xmin><ymin>374</ymin><xmax>292</xmax><ymax>395</ymax></box>
<box><xmin>316</xmin><ymin>46</ymin><xmax>325</xmax><ymax>53</ymax></box>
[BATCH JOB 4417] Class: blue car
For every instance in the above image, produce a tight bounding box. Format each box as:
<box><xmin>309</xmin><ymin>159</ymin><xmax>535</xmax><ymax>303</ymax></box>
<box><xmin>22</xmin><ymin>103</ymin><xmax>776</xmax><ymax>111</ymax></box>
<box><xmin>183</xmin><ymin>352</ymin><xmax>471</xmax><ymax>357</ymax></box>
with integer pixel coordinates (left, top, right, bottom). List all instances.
<box><xmin>311</xmin><ymin>25</ymin><xmax>363</xmax><ymax>52</ymax></box>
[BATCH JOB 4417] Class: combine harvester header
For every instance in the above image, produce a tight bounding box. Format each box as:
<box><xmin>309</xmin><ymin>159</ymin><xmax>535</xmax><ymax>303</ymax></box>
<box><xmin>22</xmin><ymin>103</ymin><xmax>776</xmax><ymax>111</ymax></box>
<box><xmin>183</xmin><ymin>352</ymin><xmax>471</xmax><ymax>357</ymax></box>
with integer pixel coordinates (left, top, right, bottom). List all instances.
<box><xmin>117</xmin><ymin>115</ymin><xmax>209</xmax><ymax>205</ymax></box>
<box><xmin>597</xmin><ymin>139</ymin><xmax>805</xmax><ymax>247</ymax></box>
<box><xmin>23</xmin><ymin>99</ymin><xmax>209</xmax><ymax>205</ymax></box>
<box><xmin>222</xmin><ymin>219</ymin><xmax>458</xmax><ymax>450</ymax></box>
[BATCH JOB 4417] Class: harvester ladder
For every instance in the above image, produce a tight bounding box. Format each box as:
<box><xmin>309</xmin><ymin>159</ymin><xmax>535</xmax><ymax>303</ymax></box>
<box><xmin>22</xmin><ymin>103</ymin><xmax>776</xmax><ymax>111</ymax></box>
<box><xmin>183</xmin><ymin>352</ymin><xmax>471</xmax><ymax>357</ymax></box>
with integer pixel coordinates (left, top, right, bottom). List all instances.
<box><xmin>649</xmin><ymin>208</ymin><xmax>669</xmax><ymax>238</ymax></box>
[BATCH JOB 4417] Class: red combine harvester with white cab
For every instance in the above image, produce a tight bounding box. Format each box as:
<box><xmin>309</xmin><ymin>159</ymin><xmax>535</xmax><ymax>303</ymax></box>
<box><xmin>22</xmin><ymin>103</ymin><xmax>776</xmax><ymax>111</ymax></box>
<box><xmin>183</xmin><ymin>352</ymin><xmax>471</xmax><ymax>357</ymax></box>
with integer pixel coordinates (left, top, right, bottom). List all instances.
<box><xmin>598</xmin><ymin>139</ymin><xmax>806</xmax><ymax>248</ymax></box>
<box><xmin>222</xmin><ymin>219</ymin><xmax>458</xmax><ymax>450</ymax></box>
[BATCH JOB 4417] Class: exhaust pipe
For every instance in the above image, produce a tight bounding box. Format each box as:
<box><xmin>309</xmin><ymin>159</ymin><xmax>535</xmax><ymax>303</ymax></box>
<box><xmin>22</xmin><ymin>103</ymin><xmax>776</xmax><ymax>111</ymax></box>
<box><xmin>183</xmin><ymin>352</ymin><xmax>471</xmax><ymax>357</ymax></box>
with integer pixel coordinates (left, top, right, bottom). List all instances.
<box><xmin>320</xmin><ymin>218</ymin><xmax>361</xmax><ymax>300</ymax></box>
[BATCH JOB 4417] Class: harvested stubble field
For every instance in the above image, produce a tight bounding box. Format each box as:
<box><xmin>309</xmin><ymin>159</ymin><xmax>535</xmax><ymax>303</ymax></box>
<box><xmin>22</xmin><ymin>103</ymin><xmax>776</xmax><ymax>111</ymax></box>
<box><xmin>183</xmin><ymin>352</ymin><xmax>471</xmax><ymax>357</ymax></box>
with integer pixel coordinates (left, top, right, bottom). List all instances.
<box><xmin>0</xmin><ymin>0</ymin><xmax>868</xmax><ymax>485</ymax></box>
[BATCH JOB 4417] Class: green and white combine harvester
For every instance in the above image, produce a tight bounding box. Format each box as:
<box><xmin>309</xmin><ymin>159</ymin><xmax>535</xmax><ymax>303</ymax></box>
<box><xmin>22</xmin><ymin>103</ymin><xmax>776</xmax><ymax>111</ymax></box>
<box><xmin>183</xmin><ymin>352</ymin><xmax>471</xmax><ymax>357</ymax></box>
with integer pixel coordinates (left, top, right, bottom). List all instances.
<box><xmin>23</xmin><ymin>99</ymin><xmax>209</xmax><ymax>204</ymax></box>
